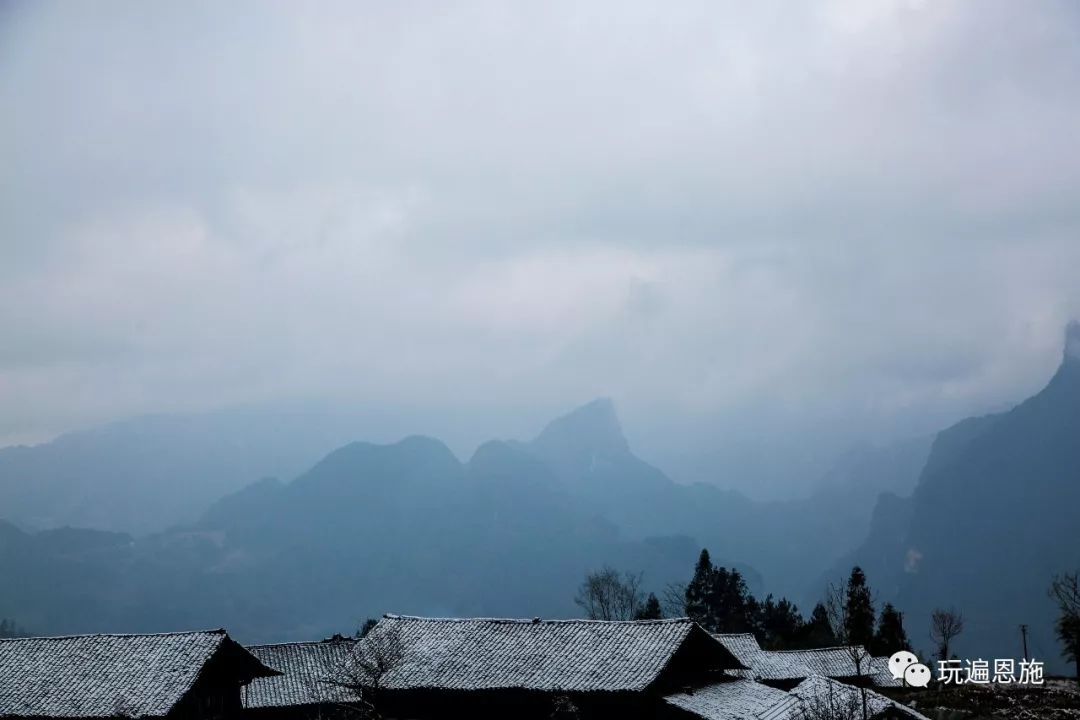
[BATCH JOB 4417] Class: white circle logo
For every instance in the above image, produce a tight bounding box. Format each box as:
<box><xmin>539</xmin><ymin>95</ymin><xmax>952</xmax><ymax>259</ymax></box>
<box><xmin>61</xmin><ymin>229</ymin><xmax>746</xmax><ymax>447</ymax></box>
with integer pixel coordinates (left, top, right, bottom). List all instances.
<box><xmin>904</xmin><ymin>663</ymin><xmax>933</xmax><ymax>688</ymax></box>
<box><xmin>888</xmin><ymin>650</ymin><xmax>919</xmax><ymax>681</ymax></box>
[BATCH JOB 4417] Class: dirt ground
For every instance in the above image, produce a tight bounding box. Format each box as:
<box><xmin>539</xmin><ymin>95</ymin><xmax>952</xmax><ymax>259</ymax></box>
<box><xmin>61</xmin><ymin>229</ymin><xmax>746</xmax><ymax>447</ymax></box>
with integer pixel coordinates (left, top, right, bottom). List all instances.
<box><xmin>882</xmin><ymin>678</ymin><xmax>1080</xmax><ymax>719</ymax></box>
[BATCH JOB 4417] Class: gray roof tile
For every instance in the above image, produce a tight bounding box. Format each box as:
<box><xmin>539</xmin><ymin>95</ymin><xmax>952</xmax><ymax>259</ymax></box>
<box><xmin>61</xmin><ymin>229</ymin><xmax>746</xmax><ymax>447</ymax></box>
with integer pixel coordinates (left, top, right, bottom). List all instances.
<box><xmin>243</xmin><ymin>640</ymin><xmax>364</xmax><ymax>709</ymax></box>
<box><xmin>370</xmin><ymin>615</ymin><xmax>740</xmax><ymax>693</ymax></box>
<box><xmin>664</xmin><ymin>679</ymin><xmax>791</xmax><ymax>720</ymax></box>
<box><xmin>0</xmin><ymin>630</ymin><xmax>273</xmax><ymax>719</ymax></box>
<box><xmin>760</xmin><ymin>675</ymin><xmax>929</xmax><ymax>720</ymax></box>
<box><xmin>713</xmin><ymin>634</ymin><xmax>900</xmax><ymax>686</ymax></box>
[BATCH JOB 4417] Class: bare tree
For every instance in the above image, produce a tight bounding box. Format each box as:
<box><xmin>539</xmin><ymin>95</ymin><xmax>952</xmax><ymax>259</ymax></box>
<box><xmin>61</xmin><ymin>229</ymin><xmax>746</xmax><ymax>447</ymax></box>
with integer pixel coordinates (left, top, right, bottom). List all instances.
<box><xmin>549</xmin><ymin>695</ymin><xmax>581</xmax><ymax>719</ymax></box>
<box><xmin>1049</xmin><ymin>572</ymin><xmax>1080</xmax><ymax>685</ymax></box>
<box><xmin>574</xmin><ymin>566</ymin><xmax>645</xmax><ymax>620</ymax></box>
<box><xmin>661</xmin><ymin>581</ymin><xmax>689</xmax><ymax>618</ymax></box>
<box><xmin>797</xmin><ymin>681</ymin><xmax>864</xmax><ymax>720</ymax></box>
<box><xmin>315</xmin><ymin>623</ymin><xmax>407</xmax><ymax>720</ymax></box>
<box><xmin>824</xmin><ymin>582</ymin><xmax>871</xmax><ymax>720</ymax></box>
<box><xmin>929</xmin><ymin>607</ymin><xmax>964</xmax><ymax>663</ymax></box>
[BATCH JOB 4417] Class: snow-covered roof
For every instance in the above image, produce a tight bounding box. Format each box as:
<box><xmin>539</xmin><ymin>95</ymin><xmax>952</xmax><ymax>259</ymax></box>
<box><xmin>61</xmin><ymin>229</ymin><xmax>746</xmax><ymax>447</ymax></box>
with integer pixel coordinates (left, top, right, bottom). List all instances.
<box><xmin>667</xmin><ymin>674</ymin><xmax>929</xmax><ymax>720</ymax></box>
<box><xmin>759</xmin><ymin>675</ymin><xmax>930</xmax><ymax>720</ymax></box>
<box><xmin>711</xmin><ymin>634</ymin><xmax>766</xmax><ymax>680</ymax></box>
<box><xmin>243</xmin><ymin>638</ymin><xmax>365</xmax><ymax>709</ymax></box>
<box><xmin>369</xmin><ymin>615</ymin><xmax>743</xmax><ymax>693</ymax></box>
<box><xmin>0</xmin><ymin>630</ymin><xmax>276</xmax><ymax>719</ymax></box>
<box><xmin>713</xmin><ymin>634</ymin><xmax>900</xmax><ymax>686</ymax></box>
<box><xmin>867</xmin><ymin>655</ymin><xmax>904</xmax><ymax>688</ymax></box>
<box><xmin>664</xmin><ymin>678</ymin><xmax>791</xmax><ymax>720</ymax></box>
<box><xmin>769</xmin><ymin>647</ymin><xmax>871</xmax><ymax>679</ymax></box>
<box><xmin>710</xmin><ymin>634</ymin><xmax>761</xmax><ymax>661</ymax></box>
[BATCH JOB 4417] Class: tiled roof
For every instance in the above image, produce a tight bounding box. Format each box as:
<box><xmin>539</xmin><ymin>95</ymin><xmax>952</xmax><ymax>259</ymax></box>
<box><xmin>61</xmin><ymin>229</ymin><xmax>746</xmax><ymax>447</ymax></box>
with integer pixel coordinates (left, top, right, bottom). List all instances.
<box><xmin>769</xmin><ymin>647</ymin><xmax>872</xmax><ymax>678</ymax></box>
<box><xmin>711</xmin><ymin>634</ymin><xmax>766</xmax><ymax>680</ymax></box>
<box><xmin>713</xmin><ymin>634</ymin><xmax>898</xmax><ymax>685</ymax></box>
<box><xmin>0</xmin><ymin>630</ymin><xmax>275</xmax><ymax>719</ymax></box>
<box><xmin>243</xmin><ymin>639</ymin><xmax>365</xmax><ymax>709</ymax></box>
<box><xmin>710</xmin><ymin>633</ymin><xmax>761</xmax><ymax>658</ymax></box>
<box><xmin>664</xmin><ymin>674</ymin><xmax>929</xmax><ymax>720</ymax></box>
<box><xmin>369</xmin><ymin>615</ymin><xmax>742</xmax><ymax>693</ymax></box>
<box><xmin>663</xmin><ymin>679</ymin><xmax>791</xmax><ymax>720</ymax></box>
<box><xmin>867</xmin><ymin>655</ymin><xmax>904</xmax><ymax>687</ymax></box>
<box><xmin>759</xmin><ymin>675</ymin><xmax>930</xmax><ymax>720</ymax></box>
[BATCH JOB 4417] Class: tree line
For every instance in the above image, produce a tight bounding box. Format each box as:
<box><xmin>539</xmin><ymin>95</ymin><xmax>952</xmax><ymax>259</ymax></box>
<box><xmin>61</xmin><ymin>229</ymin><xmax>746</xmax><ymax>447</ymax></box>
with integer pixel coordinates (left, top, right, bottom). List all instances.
<box><xmin>577</xmin><ymin>552</ymin><xmax>1080</xmax><ymax>687</ymax></box>
<box><xmin>575</xmin><ymin>550</ymin><xmax>911</xmax><ymax>657</ymax></box>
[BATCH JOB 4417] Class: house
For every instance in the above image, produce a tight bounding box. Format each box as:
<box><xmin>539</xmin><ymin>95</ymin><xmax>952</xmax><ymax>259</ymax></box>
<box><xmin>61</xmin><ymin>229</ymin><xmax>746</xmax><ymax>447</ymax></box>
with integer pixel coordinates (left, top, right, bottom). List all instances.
<box><xmin>713</xmin><ymin>633</ymin><xmax>900</xmax><ymax>689</ymax></box>
<box><xmin>760</xmin><ymin>675</ymin><xmax>928</xmax><ymax>720</ymax></box>
<box><xmin>662</xmin><ymin>675</ymin><xmax>929</xmax><ymax>720</ymax></box>
<box><xmin>242</xmin><ymin>636</ymin><xmax>364</xmax><ymax>720</ymax></box>
<box><xmin>252</xmin><ymin>615</ymin><xmax>747</xmax><ymax>719</ymax></box>
<box><xmin>662</xmin><ymin>677</ymin><xmax>792</xmax><ymax>720</ymax></box>
<box><xmin>0</xmin><ymin>630</ymin><xmax>278</xmax><ymax>720</ymax></box>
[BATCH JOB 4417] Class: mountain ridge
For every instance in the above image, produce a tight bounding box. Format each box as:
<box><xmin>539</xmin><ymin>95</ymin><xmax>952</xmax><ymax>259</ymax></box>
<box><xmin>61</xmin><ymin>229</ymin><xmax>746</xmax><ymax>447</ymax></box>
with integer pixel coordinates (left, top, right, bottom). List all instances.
<box><xmin>836</xmin><ymin>325</ymin><xmax>1080</xmax><ymax>671</ymax></box>
<box><xmin>0</xmin><ymin>394</ymin><xmax>944</xmax><ymax>642</ymax></box>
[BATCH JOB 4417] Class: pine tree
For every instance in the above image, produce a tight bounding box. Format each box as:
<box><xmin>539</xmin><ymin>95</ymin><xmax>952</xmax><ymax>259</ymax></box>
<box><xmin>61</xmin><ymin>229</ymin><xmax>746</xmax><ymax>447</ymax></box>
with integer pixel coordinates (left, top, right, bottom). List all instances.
<box><xmin>746</xmin><ymin>595</ymin><xmax>763</xmax><ymax>639</ymax></box>
<box><xmin>845</xmin><ymin>567</ymin><xmax>875</xmax><ymax>649</ymax></box>
<box><xmin>872</xmin><ymin>603</ymin><xmax>910</xmax><ymax>655</ymax></box>
<box><xmin>710</xmin><ymin>566</ymin><xmax>751</xmax><ymax>633</ymax></box>
<box><xmin>755</xmin><ymin>595</ymin><xmax>805</xmax><ymax>649</ymax></box>
<box><xmin>683</xmin><ymin>550</ymin><xmax>795</xmax><ymax>637</ymax></box>
<box><xmin>801</xmin><ymin>602</ymin><xmax>838</xmax><ymax>648</ymax></box>
<box><xmin>635</xmin><ymin>593</ymin><xmax>663</xmax><ymax>620</ymax></box>
<box><xmin>685</xmin><ymin>549</ymin><xmax>715</xmax><ymax>630</ymax></box>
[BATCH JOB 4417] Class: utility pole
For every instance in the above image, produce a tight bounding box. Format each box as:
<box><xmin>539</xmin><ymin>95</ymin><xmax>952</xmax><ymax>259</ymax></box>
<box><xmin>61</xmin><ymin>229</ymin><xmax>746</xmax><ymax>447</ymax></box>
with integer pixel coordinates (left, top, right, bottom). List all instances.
<box><xmin>1020</xmin><ymin>624</ymin><xmax>1029</xmax><ymax>661</ymax></box>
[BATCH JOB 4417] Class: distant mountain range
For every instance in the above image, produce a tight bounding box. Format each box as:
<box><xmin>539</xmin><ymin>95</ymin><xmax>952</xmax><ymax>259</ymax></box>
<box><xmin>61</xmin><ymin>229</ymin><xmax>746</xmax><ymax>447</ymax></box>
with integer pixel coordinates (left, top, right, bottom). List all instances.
<box><xmin>0</xmin><ymin>393</ymin><xmax>929</xmax><ymax>642</ymax></box>
<box><xmin>0</xmin><ymin>409</ymin><xmax>379</xmax><ymax>534</ymax></box>
<box><xmin>7</xmin><ymin>327</ymin><xmax>1076</xmax><ymax>661</ymax></box>
<box><xmin>0</xmin><ymin>429</ymin><xmax>702</xmax><ymax>641</ymax></box>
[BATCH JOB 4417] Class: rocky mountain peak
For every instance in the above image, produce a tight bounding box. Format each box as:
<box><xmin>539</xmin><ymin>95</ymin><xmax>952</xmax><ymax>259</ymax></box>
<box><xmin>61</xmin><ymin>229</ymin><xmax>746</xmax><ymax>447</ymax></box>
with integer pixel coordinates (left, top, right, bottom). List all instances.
<box><xmin>531</xmin><ymin>398</ymin><xmax>629</xmax><ymax>460</ymax></box>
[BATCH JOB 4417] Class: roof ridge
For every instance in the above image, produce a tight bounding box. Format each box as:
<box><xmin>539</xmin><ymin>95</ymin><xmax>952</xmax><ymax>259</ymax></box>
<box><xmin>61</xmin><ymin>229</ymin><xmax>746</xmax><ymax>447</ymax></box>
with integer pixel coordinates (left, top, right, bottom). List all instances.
<box><xmin>771</xmin><ymin>645</ymin><xmax>866</xmax><ymax>654</ymax></box>
<box><xmin>0</xmin><ymin>628</ymin><xmax>227</xmax><ymax>642</ymax></box>
<box><xmin>381</xmin><ymin>613</ymin><xmax>693</xmax><ymax>625</ymax></box>
<box><xmin>248</xmin><ymin>638</ymin><xmax>358</xmax><ymax>649</ymax></box>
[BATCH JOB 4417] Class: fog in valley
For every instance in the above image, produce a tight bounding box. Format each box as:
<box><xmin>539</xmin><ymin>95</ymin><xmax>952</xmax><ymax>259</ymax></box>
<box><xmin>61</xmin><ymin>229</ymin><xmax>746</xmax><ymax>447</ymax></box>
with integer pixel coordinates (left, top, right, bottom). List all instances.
<box><xmin>4</xmin><ymin>1</ymin><xmax>1080</xmax><ymax>496</ymax></box>
<box><xmin>2</xmin><ymin>0</ymin><xmax>1080</xmax><ymax>678</ymax></box>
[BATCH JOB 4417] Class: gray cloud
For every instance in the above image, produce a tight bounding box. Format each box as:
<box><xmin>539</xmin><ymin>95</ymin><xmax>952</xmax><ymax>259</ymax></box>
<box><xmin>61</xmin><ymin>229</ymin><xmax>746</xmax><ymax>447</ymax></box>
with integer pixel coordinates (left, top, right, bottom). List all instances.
<box><xmin>2</xmin><ymin>0</ymin><xmax>1079</xmax><ymax>495</ymax></box>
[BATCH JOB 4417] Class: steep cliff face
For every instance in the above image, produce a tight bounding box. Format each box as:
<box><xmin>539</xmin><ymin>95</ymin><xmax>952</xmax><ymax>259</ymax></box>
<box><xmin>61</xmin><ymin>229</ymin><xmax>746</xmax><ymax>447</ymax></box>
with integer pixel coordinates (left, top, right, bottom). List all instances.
<box><xmin>843</xmin><ymin>323</ymin><xmax>1080</xmax><ymax>669</ymax></box>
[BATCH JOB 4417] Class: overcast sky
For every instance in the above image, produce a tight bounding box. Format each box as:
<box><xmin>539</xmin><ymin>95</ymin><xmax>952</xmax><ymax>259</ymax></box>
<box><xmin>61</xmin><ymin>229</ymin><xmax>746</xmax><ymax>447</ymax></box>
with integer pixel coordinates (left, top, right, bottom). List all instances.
<box><xmin>2</xmin><ymin>0</ymin><xmax>1079</xmax><ymax>495</ymax></box>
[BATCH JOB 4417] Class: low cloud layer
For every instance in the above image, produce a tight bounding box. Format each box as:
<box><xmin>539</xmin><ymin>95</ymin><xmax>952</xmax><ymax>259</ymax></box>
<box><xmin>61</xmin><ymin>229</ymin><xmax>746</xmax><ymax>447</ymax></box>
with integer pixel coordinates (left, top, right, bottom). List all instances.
<box><xmin>3</xmin><ymin>1</ymin><xmax>1079</xmax><ymax>494</ymax></box>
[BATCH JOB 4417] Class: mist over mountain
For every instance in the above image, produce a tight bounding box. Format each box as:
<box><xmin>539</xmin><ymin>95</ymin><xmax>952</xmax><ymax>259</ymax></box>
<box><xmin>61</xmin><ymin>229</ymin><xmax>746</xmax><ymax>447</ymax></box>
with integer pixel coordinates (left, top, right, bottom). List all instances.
<box><xmin>3</xmin><ymin>5</ymin><xmax>1080</xmax><ymax>706</ymax></box>
<box><xmin>2</xmin><ymin>325</ymin><xmax>1078</xmax><ymax>672</ymax></box>
<box><xmin>0</xmin><ymin>407</ymin><xmax>451</xmax><ymax>534</ymax></box>
<box><xmin>837</xmin><ymin>322</ymin><xmax>1080</xmax><ymax>671</ymax></box>
<box><xmin>0</xmin><ymin>418</ymin><xmax>704</xmax><ymax>639</ymax></box>
<box><xmin>0</xmin><ymin>393</ymin><xmax>928</xmax><ymax>641</ymax></box>
<box><xmin>517</xmin><ymin>398</ymin><xmax>930</xmax><ymax>602</ymax></box>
